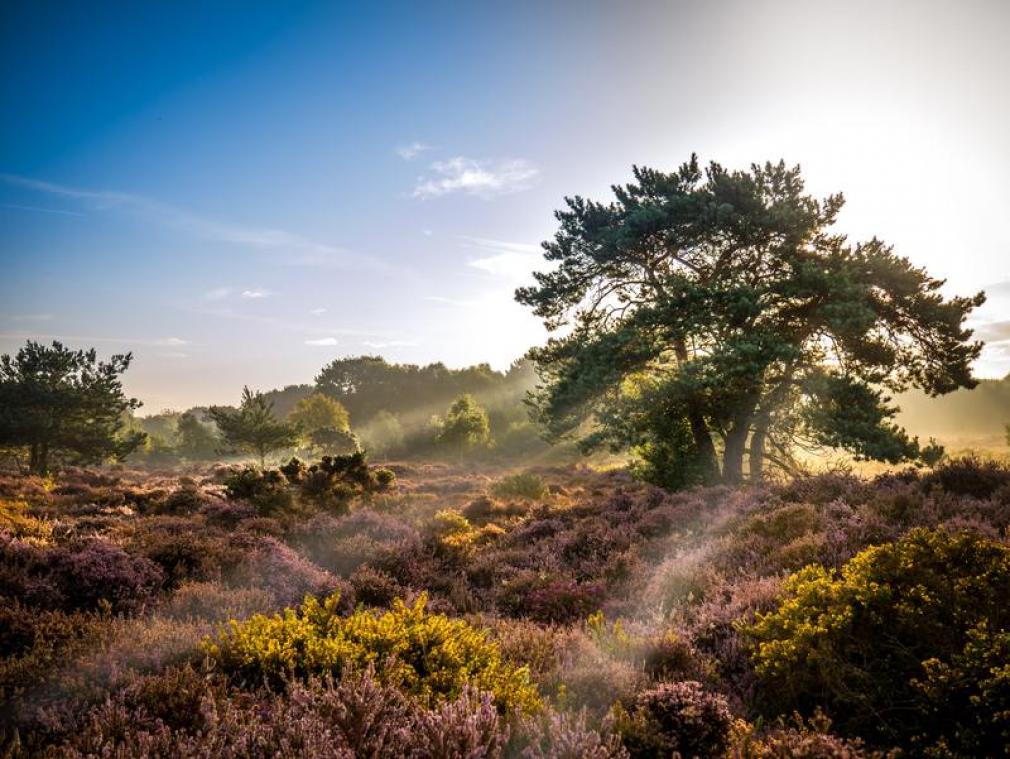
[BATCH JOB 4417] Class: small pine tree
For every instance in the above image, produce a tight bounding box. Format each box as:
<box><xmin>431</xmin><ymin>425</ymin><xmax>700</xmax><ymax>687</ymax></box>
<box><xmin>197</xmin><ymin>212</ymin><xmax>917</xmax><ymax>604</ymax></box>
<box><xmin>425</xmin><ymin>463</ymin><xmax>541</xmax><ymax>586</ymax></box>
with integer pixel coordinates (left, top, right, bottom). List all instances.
<box><xmin>209</xmin><ymin>387</ymin><xmax>298</xmax><ymax>467</ymax></box>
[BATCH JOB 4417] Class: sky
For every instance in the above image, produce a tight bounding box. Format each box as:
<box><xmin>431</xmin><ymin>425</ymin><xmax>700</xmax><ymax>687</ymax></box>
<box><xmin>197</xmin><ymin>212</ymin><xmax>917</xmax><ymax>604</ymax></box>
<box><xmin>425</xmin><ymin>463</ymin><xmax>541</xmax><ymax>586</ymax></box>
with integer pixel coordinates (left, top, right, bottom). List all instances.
<box><xmin>1</xmin><ymin>0</ymin><xmax>1008</xmax><ymax>412</ymax></box>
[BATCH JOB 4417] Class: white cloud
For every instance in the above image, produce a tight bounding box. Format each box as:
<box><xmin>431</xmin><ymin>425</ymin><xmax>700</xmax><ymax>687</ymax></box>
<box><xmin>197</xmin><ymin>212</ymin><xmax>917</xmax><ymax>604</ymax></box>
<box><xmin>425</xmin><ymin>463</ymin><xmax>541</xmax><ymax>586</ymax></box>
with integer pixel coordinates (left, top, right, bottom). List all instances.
<box><xmin>309</xmin><ymin>307</ymin><xmax>327</xmax><ymax>316</ymax></box>
<box><xmin>161</xmin><ymin>337</ymin><xmax>189</xmax><ymax>346</ymax></box>
<box><xmin>305</xmin><ymin>337</ymin><xmax>339</xmax><ymax>346</ymax></box>
<box><xmin>241</xmin><ymin>288</ymin><xmax>270</xmax><ymax>299</ymax></box>
<box><xmin>0</xmin><ymin>173</ymin><xmax>379</xmax><ymax>270</ymax></box>
<box><xmin>458</xmin><ymin>236</ymin><xmax>543</xmax><ymax>282</ymax></box>
<box><xmin>412</xmin><ymin>157</ymin><xmax>539</xmax><ymax>199</ymax></box>
<box><xmin>396</xmin><ymin>142</ymin><xmax>432</xmax><ymax>160</ymax></box>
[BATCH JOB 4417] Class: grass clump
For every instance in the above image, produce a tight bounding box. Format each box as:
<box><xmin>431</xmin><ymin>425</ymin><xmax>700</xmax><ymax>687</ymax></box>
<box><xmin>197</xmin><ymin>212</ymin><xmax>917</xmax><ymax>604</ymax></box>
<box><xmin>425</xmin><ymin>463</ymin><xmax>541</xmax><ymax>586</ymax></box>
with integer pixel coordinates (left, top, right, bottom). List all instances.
<box><xmin>203</xmin><ymin>591</ymin><xmax>540</xmax><ymax>714</ymax></box>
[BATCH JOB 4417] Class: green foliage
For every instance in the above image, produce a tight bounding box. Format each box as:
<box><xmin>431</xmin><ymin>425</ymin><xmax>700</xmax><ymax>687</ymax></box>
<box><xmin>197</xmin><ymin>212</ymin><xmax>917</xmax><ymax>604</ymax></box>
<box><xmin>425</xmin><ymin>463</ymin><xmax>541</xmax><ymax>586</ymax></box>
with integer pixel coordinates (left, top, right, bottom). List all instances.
<box><xmin>209</xmin><ymin>387</ymin><xmax>299</xmax><ymax>467</ymax></box>
<box><xmin>517</xmin><ymin>156</ymin><xmax>984</xmax><ymax>484</ymax></box>
<box><xmin>436</xmin><ymin>394</ymin><xmax>492</xmax><ymax>454</ymax></box>
<box><xmin>315</xmin><ymin>355</ymin><xmax>510</xmax><ymax>425</ymax></box>
<box><xmin>203</xmin><ymin>592</ymin><xmax>540</xmax><ymax>713</ymax></box>
<box><xmin>225</xmin><ymin>452</ymin><xmax>395</xmax><ymax>515</ymax></box>
<box><xmin>176</xmin><ymin>411</ymin><xmax>219</xmax><ymax>460</ymax></box>
<box><xmin>222</xmin><ymin>467</ymin><xmax>294</xmax><ymax>515</ymax></box>
<box><xmin>0</xmin><ymin>340</ymin><xmax>146</xmax><ymax>474</ymax></box>
<box><xmin>288</xmin><ymin>393</ymin><xmax>358</xmax><ymax>456</ymax></box>
<box><xmin>296</xmin><ymin>452</ymin><xmax>395</xmax><ymax>513</ymax></box>
<box><xmin>489</xmin><ymin>472</ymin><xmax>549</xmax><ymax>501</ymax></box>
<box><xmin>741</xmin><ymin>528</ymin><xmax>1010</xmax><ymax>754</ymax></box>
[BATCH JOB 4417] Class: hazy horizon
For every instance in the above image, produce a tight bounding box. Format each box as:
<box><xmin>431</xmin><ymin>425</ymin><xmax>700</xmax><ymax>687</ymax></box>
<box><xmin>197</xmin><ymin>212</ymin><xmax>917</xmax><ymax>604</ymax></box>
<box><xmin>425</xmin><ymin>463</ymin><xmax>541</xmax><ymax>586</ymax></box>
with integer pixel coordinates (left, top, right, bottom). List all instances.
<box><xmin>3</xmin><ymin>0</ymin><xmax>1009</xmax><ymax>411</ymax></box>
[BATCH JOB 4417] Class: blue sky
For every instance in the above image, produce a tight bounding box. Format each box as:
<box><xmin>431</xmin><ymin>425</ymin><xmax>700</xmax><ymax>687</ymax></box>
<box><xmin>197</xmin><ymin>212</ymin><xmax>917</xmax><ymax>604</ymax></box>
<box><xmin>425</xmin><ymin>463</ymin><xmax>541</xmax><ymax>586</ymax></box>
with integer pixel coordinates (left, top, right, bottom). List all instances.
<box><xmin>2</xmin><ymin>0</ymin><xmax>1009</xmax><ymax>411</ymax></box>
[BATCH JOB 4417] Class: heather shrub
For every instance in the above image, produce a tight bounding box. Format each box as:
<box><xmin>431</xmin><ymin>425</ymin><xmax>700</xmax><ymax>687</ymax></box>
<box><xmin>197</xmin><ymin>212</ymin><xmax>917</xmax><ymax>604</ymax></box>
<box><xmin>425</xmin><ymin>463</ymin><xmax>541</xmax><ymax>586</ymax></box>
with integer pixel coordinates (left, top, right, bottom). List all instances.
<box><xmin>518</xmin><ymin>709</ymin><xmax>629</xmax><ymax>758</ymax></box>
<box><xmin>490</xmin><ymin>472</ymin><xmax>550</xmax><ymax>501</ymax></box>
<box><xmin>742</xmin><ymin>528</ymin><xmax>1010</xmax><ymax>754</ymax></box>
<box><xmin>157</xmin><ymin>486</ymin><xmax>205</xmax><ymax>515</ymax></box>
<box><xmin>925</xmin><ymin>455</ymin><xmax>1010</xmax><ymax>500</ymax></box>
<box><xmin>614</xmin><ymin>680</ymin><xmax>734</xmax><ymax>759</ymax></box>
<box><xmin>51</xmin><ymin>538</ymin><xmax>164</xmax><ymax>612</ymax></box>
<box><xmin>498</xmin><ymin>572</ymin><xmax>605</xmax><ymax>623</ymax></box>
<box><xmin>160</xmin><ymin>581</ymin><xmax>275</xmax><ymax>622</ymax></box>
<box><xmin>130</xmin><ymin>524</ymin><xmax>244</xmax><ymax>589</ymax></box>
<box><xmin>38</xmin><ymin>669</ymin><xmax>513</xmax><ymax>759</ymax></box>
<box><xmin>731</xmin><ymin>713</ymin><xmax>886</xmax><ymax>758</ymax></box>
<box><xmin>348</xmin><ymin>565</ymin><xmax>404</xmax><ymax>607</ymax></box>
<box><xmin>228</xmin><ymin>534</ymin><xmax>346</xmax><ymax>605</ymax></box>
<box><xmin>463</xmin><ymin>494</ymin><xmax>497</xmax><ymax>522</ymax></box>
<box><xmin>203</xmin><ymin>591</ymin><xmax>540</xmax><ymax>713</ymax></box>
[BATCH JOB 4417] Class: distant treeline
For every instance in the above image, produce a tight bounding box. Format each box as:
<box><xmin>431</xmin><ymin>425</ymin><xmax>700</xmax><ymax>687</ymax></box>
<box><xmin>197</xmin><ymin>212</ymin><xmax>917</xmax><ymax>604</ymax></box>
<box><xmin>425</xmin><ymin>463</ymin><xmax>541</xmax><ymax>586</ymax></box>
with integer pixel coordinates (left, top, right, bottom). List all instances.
<box><xmin>898</xmin><ymin>374</ymin><xmax>1010</xmax><ymax>445</ymax></box>
<box><xmin>130</xmin><ymin>355</ymin><xmax>557</xmax><ymax>463</ymax></box>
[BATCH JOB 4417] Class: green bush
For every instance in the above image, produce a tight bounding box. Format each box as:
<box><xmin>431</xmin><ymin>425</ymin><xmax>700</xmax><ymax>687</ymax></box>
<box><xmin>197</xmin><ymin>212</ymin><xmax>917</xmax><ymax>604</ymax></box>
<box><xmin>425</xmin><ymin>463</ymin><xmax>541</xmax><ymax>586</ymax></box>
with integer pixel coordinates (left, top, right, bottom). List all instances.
<box><xmin>489</xmin><ymin>472</ymin><xmax>549</xmax><ymax>501</ymax></box>
<box><xmin>741</xmin><ymin>528</ymin><xmax>1010</xmax><ymax>755</ymax></box>
<box><xmin>222</xmin><ymin>467</ymin><xmax>293</xmax><ymax>515</ymax></box>
<box><xmin>203</xmin><ymin>592</ymin><xmax>540</xmax><ymax>714</ymax></box>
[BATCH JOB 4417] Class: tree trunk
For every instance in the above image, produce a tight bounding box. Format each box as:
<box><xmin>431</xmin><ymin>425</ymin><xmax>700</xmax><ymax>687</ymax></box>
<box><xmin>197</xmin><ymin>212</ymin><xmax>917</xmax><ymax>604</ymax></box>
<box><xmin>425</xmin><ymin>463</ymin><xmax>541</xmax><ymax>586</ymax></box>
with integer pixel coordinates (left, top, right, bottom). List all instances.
<box><xmin>722</xmin><ymin>399</ymin><xmax>759</xmax><ymax>485</ymax></box>
<box><xmin>749</xmin><ymin>416</ymin><xmax>769</xmax><ymax>482</ymax></box>
<box><xmin>722</xmin><ymin>425</ymin><xmax>749</xmax><ymax>485</ymax></box>
<box><xmin>32</xmin><ymin>442</ymin><xmax>50</xmax><ymax>476</ymax></box>
<box><xmin>673</xmin><ymin>338</ymin><xmax>720</xmax><ymax>483</ymax></box>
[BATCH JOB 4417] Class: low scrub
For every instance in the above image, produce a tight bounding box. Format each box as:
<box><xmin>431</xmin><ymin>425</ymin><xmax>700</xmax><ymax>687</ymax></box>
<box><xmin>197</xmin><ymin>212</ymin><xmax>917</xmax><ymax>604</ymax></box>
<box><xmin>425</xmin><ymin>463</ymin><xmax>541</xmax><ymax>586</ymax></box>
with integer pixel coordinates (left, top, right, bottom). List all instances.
<box><xmin>203</xmin><ymin>591</ymin><xmax>540</xmax><ymax>713</ymax></box>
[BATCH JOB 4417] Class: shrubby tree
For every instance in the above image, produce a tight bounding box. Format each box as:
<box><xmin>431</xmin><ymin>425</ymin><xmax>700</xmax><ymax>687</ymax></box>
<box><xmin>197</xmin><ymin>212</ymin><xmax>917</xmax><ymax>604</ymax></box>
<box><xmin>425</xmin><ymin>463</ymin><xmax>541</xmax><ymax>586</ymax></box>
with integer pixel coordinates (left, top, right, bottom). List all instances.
<box><xmin>0</xmin><ymin>341</ymin><xmax>146</xmax><ymax>474</ymax></box>
<box><xmin>435</xmin><ymin>394</ymin><xmax>491</xmax><ymax>455</ymax></box>
<box><xmin>518</xmin><ymin>156</ymin><xmax>984</xmax><ymax>485</ymax></box>
<box><xmin>209</xmin><ymin>387</ymin><xmax>299</xmax><ymax>467</ymax></box>
<box><xmin>361</xmin><ymin>409</ymin><xmax>405</xmax><ymax>455</ymax></box>
<box><xmin>176</xmin><ymin>410</ymin><xmax>219</xmax><ymax>460</ymax></box>
<box><xmin>288</xmin><ymin>392</ymin><xmax>357</xmax><ymax>455</ymax></box>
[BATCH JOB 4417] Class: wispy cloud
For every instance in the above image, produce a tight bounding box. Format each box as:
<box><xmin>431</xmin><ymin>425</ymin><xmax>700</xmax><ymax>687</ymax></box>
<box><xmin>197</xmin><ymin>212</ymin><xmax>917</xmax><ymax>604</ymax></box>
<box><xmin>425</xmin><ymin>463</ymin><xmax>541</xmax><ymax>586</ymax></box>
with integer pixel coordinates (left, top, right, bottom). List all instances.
<box><xmin>459</xmin><ymin>236</ymin><xmax>542</xmax><ymax>282</ymax></box>
<box><xmin>203</xmin><ymin>287</ymin><xmax>233</xmax><ymax>301</ymax></box>
<box><xmin>0</xmin><ymin>173</ymin><xmax>379</xmax><ymax>270</ymax></box>
<box><xmin>0</xmin><ymin>202</ymin><xmax>85</xmax><ymax>217</ymax></box>
<box><xmin>412</xmin><ymin>157</ymin><xmax>539</xmax><ymax>199</ymax></box>
<box><xmin>305</xmin><ymin>337</ymin><xmax>339</xmax><ymax>346</ymax></box>
<box><xmin>309</xmin><ymin>307</ymin><xmax>327</xmax><ymax>316</ymax></box>
<box><xmin>0</xmin><ymin>332</ymin><xmax>191</xmax><ymax>348</ymax></box>
<box><xmin>7</xmin><ymin>313</ymin><xmax>55</xmax><ymax>322</ymax></box>
<box><xmin>396</xmin><ymin>142</ymin><xmax>432</xmax><ymax>160</ymax></box>
<box><xmin>362</xmin><ymin>339</ymin><xmax>418</xmax><ymax>349</ymax></box>
<box><xmin>241</xmin><ymin>288</ymin><xmax>270</xmax><ymax>299</ymax></box>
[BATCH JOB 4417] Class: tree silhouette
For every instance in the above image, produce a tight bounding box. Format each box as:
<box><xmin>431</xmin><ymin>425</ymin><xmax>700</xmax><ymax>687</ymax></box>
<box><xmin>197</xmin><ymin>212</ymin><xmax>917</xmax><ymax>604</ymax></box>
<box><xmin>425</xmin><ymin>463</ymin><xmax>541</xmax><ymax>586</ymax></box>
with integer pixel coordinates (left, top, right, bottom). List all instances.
<box><xmin>518</xmin><ymin>156</ymin><xmax>984</xmax><ymax>485</ymax></box>
<box><xmin>0</xmin><ymin>341</ymin><xmax>145</xmax><ymax>474</ymax></box>
<box><xmin>209</xmin><ymin>387</ymin><xmax>298</xmax><ymax>467</ymax></box>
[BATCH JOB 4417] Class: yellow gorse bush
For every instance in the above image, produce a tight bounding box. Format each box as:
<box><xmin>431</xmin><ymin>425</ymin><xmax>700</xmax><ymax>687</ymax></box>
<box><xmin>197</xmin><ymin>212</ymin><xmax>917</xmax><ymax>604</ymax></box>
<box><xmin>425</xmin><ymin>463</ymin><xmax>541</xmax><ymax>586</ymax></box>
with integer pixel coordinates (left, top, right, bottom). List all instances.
<box><xmin>203</xmin><ymin>591</ymin><xmax>541</xmax><ymax>713</ymax></box>
<box><xmin>0</xmin><ymin>498</ymin><xmax>53</xmax><ymax>543</ymax></box>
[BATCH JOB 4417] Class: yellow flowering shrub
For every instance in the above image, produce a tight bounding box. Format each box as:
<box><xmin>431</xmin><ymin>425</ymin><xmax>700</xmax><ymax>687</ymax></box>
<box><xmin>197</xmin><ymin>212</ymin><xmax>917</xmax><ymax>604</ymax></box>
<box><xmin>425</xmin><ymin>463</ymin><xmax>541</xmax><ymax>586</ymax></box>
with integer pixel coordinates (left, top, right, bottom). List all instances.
<box><xmin>203</xmin><ymin>591</ymin><xmax>540</xmax><ymax>713</ymax></box>
<box><xmin>0</xmin><ymin>498</ymin><xmax>53</xmax><ymax>543</ymax></box>
<box><xmin>740</xmin><ymin>528</ymin><xmax>1010</xmax><ymax>754</ymax></box>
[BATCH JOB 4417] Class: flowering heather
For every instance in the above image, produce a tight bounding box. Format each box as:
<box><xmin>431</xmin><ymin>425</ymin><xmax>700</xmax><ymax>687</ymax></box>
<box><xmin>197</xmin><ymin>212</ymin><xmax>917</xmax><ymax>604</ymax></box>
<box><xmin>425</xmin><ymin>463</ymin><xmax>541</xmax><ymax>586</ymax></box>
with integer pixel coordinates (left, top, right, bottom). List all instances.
<box><xmin>2</xmin><ymin>457</ymin><xmax>1009</xmax><ymax>757</ymax></box>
